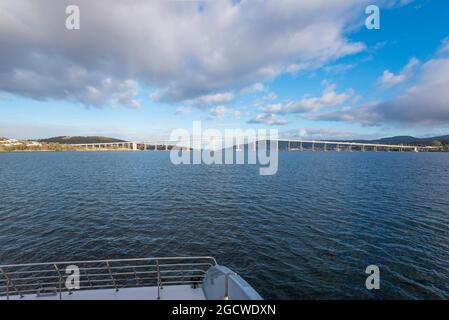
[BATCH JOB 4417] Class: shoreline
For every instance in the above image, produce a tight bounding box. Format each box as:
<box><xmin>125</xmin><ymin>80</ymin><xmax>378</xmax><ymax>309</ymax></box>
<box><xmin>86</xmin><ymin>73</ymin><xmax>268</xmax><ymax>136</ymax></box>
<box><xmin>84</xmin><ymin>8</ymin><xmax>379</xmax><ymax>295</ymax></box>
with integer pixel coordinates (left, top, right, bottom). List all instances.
<box><xmin>0</xmin><ymin>148</ymin><xmax>140</xmax><ymax>153</ymax></box>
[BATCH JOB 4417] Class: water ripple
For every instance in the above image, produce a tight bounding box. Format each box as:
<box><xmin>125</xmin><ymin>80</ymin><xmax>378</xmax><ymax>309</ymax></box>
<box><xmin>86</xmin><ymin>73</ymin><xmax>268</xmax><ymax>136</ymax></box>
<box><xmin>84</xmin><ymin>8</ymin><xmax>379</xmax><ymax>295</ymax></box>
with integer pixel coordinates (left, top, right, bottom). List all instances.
<box><xmin>1</xmin><ymin>151</ymin><xmax>449</xmax><ymax>299</ymax></box>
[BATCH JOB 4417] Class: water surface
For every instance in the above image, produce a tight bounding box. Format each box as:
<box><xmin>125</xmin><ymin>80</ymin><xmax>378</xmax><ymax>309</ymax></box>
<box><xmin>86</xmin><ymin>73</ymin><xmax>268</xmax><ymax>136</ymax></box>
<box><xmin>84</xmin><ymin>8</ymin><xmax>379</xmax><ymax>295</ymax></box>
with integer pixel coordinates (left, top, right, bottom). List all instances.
<box><xmin>1</xmin><ymin>151</ymin><xmax>449</xmax><ymax>299</ymax></box>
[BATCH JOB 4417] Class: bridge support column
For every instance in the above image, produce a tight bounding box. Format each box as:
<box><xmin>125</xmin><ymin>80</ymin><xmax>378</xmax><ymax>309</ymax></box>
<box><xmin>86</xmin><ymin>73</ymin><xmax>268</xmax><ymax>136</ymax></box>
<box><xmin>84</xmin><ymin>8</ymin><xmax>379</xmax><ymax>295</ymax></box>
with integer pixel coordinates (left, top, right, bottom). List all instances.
<box><xmin>300</xmin><ymin>142</ymin><xmax>303</xmax><ymax>152</ymax></box>
<box><xmin>323</xmin><ymin>143</ymin><xmax>327</xmax><ymax>152</ymax></box>
<box><xmin>288</xmin><ymin>141</ymin><xmax>291</xmax><ymax>152</ymax></box>
<box><xmin>312</xmin><ymin>142</ymin><xmax>315</xmax><ymax>152</ymax></box>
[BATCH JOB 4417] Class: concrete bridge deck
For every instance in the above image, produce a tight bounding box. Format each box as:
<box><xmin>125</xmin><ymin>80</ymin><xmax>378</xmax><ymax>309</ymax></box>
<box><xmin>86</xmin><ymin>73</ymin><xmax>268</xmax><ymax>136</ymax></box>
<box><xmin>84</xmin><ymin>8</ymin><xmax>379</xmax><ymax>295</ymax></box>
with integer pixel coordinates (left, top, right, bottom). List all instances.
<box><xmin>70</xmin><ymin>139</ymin><xmax>438</xmax><ymax>152</ymax></box>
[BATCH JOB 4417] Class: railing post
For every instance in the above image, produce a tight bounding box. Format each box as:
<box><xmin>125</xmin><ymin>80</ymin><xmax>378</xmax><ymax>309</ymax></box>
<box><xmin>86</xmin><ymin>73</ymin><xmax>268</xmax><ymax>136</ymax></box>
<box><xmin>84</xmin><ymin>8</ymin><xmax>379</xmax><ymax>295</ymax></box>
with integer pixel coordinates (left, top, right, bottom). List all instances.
<box><xmin>54</xmin><ymin>264</ymin><xmax>63</xmax><ymax>300</ymax></box>
<box><xmin>156</xmin><ymin>259</ymin><xmax>161</xmax><ymax>300</ymax></box>
<box><xmin>106</xmin><ymin>261</ymin><xmax>119</xmax><ymax>292</ymax></box>
<box><xmin>84</xmin><ymin>268</ymin><xmax>93</xmax><ymax>288</ymax></box>
<box><xmin>133</xmin><ymin>267</ymin><xmax>140</xmax><ymax>285</ymax></box>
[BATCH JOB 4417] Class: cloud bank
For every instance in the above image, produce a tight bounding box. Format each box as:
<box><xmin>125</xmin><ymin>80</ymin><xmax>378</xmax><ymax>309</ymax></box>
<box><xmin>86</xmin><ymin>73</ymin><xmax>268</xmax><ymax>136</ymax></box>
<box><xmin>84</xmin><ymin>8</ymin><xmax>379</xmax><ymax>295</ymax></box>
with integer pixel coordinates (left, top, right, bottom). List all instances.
<box><xmin>0</xmin><ymin>0</ymin><xmax>371</xmax><ymax>108</ymax></box>
<box><xmin>315</xmin><ymin>57</ymin><xmax>449</xmax><ymax>126</ymax></box>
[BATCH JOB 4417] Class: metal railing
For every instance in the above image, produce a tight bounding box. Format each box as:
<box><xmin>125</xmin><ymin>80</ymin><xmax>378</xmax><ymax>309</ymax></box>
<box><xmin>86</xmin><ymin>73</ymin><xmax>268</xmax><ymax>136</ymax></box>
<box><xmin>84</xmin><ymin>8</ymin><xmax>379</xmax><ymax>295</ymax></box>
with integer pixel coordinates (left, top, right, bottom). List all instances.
<box><xmin>0</xmin><ymin>256</ymin><xmax>217</xmax><ymax>299</ymax></box>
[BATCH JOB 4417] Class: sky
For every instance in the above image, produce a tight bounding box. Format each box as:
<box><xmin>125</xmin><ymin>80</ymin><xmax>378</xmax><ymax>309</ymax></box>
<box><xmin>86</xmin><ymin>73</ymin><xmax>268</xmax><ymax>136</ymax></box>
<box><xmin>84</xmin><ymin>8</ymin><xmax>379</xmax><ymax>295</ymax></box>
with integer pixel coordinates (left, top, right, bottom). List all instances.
<box><xmin>1</xmin><ymin>0</ymin><xmax>449</xmax><ymax>141</ymax></box>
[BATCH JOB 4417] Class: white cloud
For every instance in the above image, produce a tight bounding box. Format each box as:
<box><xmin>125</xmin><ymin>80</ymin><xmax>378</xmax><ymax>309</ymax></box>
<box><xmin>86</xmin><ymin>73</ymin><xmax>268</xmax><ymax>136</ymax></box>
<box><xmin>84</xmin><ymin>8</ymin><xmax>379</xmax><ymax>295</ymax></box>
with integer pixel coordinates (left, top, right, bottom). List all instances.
<box><xmin>282</xmin><ymin>127</ymin><xmax>357</xmax><ymax>140</ymax></box>
<box><xmin>247</xmin><ymin>113</ymin><xmax>288</xmax><ymax>126</ymax></box>
<box><xmin>76</xmin><ymin>78</ymin><xmax>140</xmax><ymax>108</ymax></box>
<box><xmin>378</xmin><ymin>57</ymin><xmax>419</xmax><ymax>88</ymax></box>
<box><xmin>207</xmin><ymin>106</ymin><xmax>241</xmax><ymax>120</ymax></box>
<box><xmin>115</xmin><ymin>80</ymin><xmax>140</xmax><ymax>109</ymax></box>
<box><xmin>184</xmin><ymin>92</ymin><xmax>235</xmax><ymax>108</ymax></box>
<box><xmin>260</xmin><ymin>103</ymin><xmax>283</xmax><ymax>113</ymax></box>
<box><xmin>259</xmin><ymin>84</ymin><xmax>354</xmax><ymax>114</ymax></box>
<box><xmin>285</xmin><ymin>63</ymin><xmax>311</xmax><ymax>75</ymax></box>
<box><xmin>239</xmin><ymin>83</ymin><xmax>265</xmax><ymax>95</ymax></box>
<box><xmin>208</xmin><ymin>105</ymin><xmax>231</xmax><ymax>119</ymax></box>
<box><xmin>0</xmin><ymin>0</ymin><xmax>371</xmax><ymax>107</ymax></box>
<box><xmin>437</xmin><ymin>37</ymin><xmax>449</xmax><ymax>55</ymax></box>
<box><xmin>253</xmin><ymin>92</ymin><xmax>278</xmax><ymax>106</ymax></box>
<box><xmin>175</xmin><ymin>106</ymin><xmax>190</xmax><ymax>115</ymax></box>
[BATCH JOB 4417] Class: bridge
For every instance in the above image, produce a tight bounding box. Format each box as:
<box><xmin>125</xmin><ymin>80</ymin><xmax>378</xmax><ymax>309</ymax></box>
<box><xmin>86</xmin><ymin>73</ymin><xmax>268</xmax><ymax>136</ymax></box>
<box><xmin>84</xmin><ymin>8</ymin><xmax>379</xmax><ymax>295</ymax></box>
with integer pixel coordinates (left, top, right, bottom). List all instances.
<box><xmin>70</xmin><ymin>139</ymin><xmax>438</xmax><ymax>152</ymax></box>
<box><xmin>70</xmin><ymin>142</ymin><xmax>170</xmax><ymax>151</ymax></box>
<box><xmin>282</xmin><ymin>139</ymin><xmax>437</xmax><ymax>152</ymax></box>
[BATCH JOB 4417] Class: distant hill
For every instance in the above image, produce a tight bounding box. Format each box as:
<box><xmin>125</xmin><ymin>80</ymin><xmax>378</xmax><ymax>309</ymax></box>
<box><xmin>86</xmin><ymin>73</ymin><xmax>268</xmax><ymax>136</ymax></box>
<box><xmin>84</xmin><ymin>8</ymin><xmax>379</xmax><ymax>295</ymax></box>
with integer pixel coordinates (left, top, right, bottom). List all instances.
<box><xmin>39</xmin><ymin>136</ymin><xmax>127</xmax><ymax>144</ymax></box>
<box><xmin>344</xmin><ymin>135</ymin><xmax>449</xmax><ymax>145</ymax></box>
